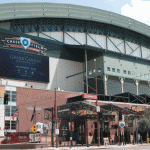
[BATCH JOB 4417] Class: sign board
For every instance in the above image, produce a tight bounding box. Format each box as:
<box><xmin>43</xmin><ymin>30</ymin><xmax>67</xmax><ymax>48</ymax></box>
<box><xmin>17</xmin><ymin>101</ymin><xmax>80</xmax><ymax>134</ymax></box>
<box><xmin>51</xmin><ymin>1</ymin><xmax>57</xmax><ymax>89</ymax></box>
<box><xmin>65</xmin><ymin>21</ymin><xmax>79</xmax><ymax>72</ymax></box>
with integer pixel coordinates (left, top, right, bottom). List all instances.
<box><xmin>55</xmin><ymin>129</ymin><xmax>59</xmax><ymax>135</ymax></box>
<box><xmin>0</xmin><ymin>87</ymin><xmax>5</xmax><ymax>98</ymax></box>
<box><xmin>119</xmin><ymin>122</ymin><xmax>125</xmax><ymax>128</ymax></box>
<box><xmin>82</xmin><ymin>94</ymin><xmax>97</xmax><ymax>100</ymax></box>
<box><xmin>70</xmin><ymin>137</ymin><xmax>72</xmax><ymax>140</ymax></box>
<box><xmin>31</xmin><ymin>125</ymin><xmax>38</xmax><ymax>133</ymax></box>
<box><xmin>26</xmin><ymin>106</ymin><xmax>42</xmax><ymax>110</ymax></box>
<box><xmin>0</xmin><ymin>49</ymin><xmax>49</xmax><ymax>83</ymax></box>
<box><xmin>96</xmin><ymin>106</ymin><xmax>100</xmax><ymax>112</ymax></box>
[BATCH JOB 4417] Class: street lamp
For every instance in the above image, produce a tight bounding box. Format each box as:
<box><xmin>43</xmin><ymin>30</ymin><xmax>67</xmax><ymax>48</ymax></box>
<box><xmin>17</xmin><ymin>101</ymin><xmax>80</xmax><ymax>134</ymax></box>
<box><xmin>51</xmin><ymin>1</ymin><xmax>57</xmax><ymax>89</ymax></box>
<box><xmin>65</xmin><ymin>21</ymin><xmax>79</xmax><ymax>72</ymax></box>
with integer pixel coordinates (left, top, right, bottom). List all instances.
<box><xmin>54</xmin><ymin>87</ymin><xmax>61</xmax><ymax>148</ymax></box>
<box><xmin>94</xmin><ymin>59</ymin><xmax>101</xmax><ymax>146</ymax></box>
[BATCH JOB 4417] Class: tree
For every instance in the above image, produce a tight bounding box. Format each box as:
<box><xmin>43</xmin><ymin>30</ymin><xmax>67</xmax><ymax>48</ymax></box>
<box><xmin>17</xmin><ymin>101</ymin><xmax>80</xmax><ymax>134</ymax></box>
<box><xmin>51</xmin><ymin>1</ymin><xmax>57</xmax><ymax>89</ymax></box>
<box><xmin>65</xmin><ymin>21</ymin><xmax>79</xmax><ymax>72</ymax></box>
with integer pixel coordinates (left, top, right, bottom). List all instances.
<box><xmin>138</xmin><ymin>108</ymin><xmax>150</xmax><ymax>133</ymax></box>
<box><xmin>124</xmin><ymin>114</ymin><xmax>139</xmax><ymax>144</ymax></box>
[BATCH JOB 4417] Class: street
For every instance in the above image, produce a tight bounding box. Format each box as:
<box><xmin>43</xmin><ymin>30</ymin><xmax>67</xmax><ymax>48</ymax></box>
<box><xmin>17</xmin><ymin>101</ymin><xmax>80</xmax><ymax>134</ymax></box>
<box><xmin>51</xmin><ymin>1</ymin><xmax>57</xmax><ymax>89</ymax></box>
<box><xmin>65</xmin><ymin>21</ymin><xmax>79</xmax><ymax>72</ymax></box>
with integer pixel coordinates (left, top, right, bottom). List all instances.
<box><xmin>34</xmin><ymin>144</ymin><xmax>150</xmax><ymax>150</ymax></box>
<box><xmin>107</xmin><ymin>145</ymin><xmax>150</xmax><ymax>150</ymax></box>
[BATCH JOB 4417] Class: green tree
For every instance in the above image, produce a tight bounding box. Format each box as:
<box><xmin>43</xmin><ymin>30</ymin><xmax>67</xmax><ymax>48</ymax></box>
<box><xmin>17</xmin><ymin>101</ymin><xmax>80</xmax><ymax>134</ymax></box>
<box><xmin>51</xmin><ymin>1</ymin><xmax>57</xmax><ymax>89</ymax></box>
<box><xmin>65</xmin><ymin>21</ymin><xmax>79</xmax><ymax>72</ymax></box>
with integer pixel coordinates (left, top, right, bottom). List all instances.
<box><xmin>138</xmin><ymin>108</ymin><xmax>150</xmax><ymax>133</ymax></box>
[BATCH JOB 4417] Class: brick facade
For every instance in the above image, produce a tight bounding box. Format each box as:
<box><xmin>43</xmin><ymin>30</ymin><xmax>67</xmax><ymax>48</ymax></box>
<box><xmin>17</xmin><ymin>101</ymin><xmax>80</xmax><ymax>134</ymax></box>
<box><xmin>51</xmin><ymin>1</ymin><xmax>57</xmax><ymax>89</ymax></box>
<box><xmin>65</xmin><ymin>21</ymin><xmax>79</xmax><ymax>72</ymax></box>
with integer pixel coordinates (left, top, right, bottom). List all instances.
<box><xmin>17</xmin><ymin>87</ymin><xmax>83</xmax><ymax>132</ymax></box>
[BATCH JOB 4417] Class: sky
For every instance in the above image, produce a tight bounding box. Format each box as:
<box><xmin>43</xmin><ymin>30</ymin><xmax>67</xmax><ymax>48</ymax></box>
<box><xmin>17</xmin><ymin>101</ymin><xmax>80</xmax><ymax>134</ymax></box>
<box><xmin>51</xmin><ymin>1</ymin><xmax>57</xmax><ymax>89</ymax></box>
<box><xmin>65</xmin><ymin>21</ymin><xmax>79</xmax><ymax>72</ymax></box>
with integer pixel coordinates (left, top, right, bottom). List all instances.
<box><xmin>1</xmin><ymin>0</ymin><xmax>150</xmax><ymax>26</ymax></box>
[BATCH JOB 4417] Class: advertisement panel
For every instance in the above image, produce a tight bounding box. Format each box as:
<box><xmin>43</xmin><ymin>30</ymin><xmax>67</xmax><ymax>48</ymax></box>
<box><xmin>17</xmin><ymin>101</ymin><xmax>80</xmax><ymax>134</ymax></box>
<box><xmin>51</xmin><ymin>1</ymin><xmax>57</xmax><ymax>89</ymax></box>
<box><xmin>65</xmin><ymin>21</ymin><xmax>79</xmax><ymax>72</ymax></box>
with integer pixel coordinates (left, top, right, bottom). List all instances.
<box><xmin>82</xmin><ymin>94</ymin><xmax>97</xmax><ymax>100</ymax></box>
<box><xmin>0</xmin><ymin>87</ymin><xmax>5</xmax><ymax>98</ymax></box>
<box><xmin>0</xmin><ymin>49</ymin><xmax>49</xmax><ymax>82</ymax></box>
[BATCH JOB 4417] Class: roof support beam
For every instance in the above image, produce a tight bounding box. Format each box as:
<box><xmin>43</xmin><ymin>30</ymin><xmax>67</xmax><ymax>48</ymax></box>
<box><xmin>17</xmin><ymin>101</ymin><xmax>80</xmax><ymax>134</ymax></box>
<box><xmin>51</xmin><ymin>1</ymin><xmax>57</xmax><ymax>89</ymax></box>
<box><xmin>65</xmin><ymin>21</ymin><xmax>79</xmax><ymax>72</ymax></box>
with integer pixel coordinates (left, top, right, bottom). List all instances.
<box><xmin>40</xmin><ymin>32</ymin><xmax>60</xmax><ymax>42</ymax></box>
<box><xmin>108</xmin><ymin>37</ymin><xmax>122</xmax><ymax>53</ymax></box>
<box><xmin>87</xmin><ymin>33</ymin><xmax>103</xmax><ymax>49</ymax></box>
<box><xmin>129</xmin><ymin>45</ymin><xmax>140</xmax><ymax>55</ymax></box>
<box><xmin>65</xmin><ymin>32</ymin><xmax>82</xmax><ymax>45</ymax></box>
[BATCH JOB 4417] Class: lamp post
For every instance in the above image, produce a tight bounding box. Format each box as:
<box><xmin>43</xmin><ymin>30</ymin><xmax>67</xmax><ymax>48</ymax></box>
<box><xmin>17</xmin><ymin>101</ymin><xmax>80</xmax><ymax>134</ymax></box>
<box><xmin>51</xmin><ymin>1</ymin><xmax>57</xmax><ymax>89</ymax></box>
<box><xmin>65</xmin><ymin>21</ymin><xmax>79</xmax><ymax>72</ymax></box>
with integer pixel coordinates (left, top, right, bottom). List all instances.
<box><xmin>55</xmin><ymin>88</ymin><xmax>58</xmax><ymax>148</ymax></box>
<box><xmin>94</xmin><ymin>59</ymin><xmax>101</xmax><ymax>146</ymax></box>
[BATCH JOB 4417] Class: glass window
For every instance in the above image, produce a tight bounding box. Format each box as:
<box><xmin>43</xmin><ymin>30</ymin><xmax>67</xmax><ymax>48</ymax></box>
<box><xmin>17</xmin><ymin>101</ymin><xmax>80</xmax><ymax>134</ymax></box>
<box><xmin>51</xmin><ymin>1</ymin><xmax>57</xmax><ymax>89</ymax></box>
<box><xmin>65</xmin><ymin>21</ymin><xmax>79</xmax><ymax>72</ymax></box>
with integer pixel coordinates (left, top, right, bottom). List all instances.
<box><xmin>5</xmin><ymin>91</ymin><xmax>17</xmax><ymax>102</ymax></box>
<box><xmin>128</xmin><ymin>71</ymin><xmax>131</xmax><ymax>75</ymax></box>
<box><xmin>5</xmin><ymin>121</ymin><xmax>10</xmax><ymax>130</ymax></box>
<box><xmin>132</xmin><ymin>72</ymin><xmax>135</xmax><ymax>76</ymax></box>
<box><xmin>98</xmin><ymin>68</ymin><xmax>101</xmax><ymax>73</ymax></box>
<box><xmin>137</xmin><ymin>73</ymin><xmax>141</xmax><ymax>77</ymax></box>
<box><xmin>11</xmin><ymin>121</ymin><xmax>16</xmax><ymax>130</ymax></box>
<box><xmin>117</xmin><ymin>69</ymin><xmax>120</xmax><ymax>73</ymax></box>
<box><xmin>107</xmin><ymin>67</ymin><xmax>110</xmax><ymax>71</ymax></box>
<box><xmin>11</xmin><ymin>106</ymin><xmax>17</xmax><ymax>116</ymax></box>
<box><xmin>89</xmin><ymin>71</ymin><xmax>92</xmax><ymax>75</ymax></box>
<box><xmin>146</xmin><ymin>74</ymin><xmax>149</xmax><ymax>78</ymax></box>
<box><xmin>5</xmin><ymin>106</ymin><xmax>10</xmax><ymax>116</ymax></box>
<box><xmin>123</xmin><ymin>70</ymin><xmax>126</xmax><ymax>74</ymax></box>
<box><xmin>112</xmin><ymin>68</ymin><xmax>115</xmax><ymax>72</ymax></box>
<box><xmin>141</xmin><ymin>74</ymin><xmax>144</xmax><ymax>78</ymax></box>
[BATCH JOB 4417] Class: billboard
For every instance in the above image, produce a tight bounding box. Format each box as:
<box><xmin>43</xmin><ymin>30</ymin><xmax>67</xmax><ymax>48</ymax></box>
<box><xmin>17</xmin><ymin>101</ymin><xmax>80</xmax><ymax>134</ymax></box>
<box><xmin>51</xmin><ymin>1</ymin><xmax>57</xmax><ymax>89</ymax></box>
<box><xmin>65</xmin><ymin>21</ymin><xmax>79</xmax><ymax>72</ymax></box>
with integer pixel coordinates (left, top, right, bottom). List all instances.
<box><xmin>0</xmin><ymin>49</ymin><xmax>49</xmax><ymax>83</ymax></box>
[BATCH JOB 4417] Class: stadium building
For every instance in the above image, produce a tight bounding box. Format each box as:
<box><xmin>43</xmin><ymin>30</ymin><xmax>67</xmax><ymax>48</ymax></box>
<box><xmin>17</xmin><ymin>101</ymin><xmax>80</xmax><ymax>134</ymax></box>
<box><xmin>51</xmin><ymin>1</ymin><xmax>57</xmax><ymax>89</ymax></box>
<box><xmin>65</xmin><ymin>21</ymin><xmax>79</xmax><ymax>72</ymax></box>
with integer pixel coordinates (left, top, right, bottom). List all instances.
<box><xmin>0</xmin><ymin>2</ymin><xmax>150</xmax><ymax>145</ymax></box>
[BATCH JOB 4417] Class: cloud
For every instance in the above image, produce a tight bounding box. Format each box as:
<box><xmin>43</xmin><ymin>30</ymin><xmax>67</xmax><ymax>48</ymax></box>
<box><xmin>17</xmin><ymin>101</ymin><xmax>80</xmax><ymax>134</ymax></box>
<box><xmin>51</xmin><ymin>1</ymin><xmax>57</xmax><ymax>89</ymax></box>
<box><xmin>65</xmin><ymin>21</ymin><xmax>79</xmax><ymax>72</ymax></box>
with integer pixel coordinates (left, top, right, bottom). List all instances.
<box><xmin>121</xmin><ymin>0</ymin><xmax>150</xmax><ymax>25</ymax></box>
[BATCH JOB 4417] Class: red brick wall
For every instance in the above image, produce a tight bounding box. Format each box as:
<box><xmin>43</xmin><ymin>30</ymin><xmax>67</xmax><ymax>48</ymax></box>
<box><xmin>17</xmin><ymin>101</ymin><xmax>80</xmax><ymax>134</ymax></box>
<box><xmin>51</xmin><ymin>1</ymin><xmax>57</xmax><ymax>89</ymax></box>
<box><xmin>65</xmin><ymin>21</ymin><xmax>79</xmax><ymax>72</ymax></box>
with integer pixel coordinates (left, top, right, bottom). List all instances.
<box><xmin>17</xmin><ymin>87</ymin><xmax>82</xmax><ymax>132</ymax></box>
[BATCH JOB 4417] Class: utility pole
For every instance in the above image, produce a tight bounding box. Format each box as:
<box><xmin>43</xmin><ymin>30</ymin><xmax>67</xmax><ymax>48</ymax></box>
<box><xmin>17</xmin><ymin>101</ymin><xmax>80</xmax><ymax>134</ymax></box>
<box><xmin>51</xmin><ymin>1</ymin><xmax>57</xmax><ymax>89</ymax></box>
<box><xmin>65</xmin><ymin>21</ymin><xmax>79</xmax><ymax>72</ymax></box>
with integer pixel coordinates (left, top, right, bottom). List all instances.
<box><xmin>94</xmin><ymin>59</ymin><xmax>100</xmax><ymax>146</ymax></box>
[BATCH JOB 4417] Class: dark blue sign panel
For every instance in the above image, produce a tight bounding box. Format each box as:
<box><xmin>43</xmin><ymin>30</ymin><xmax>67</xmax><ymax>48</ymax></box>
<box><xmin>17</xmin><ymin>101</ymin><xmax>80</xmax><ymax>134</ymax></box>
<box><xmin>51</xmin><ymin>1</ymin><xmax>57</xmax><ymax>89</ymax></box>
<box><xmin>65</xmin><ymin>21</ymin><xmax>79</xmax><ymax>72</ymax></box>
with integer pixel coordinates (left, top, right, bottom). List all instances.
<box><xmin>0</xmin><ymin>49</ymin><xmax>49</xmax><ymax>83</ymax></box>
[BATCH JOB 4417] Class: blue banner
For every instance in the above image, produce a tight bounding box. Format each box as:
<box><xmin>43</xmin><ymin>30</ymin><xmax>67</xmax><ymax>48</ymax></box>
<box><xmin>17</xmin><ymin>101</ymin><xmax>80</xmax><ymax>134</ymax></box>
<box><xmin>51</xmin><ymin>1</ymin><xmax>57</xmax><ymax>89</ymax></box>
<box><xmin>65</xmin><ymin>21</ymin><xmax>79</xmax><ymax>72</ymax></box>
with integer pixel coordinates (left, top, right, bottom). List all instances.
<box><xmin>0</xmin><ymin>49</ymin><xmax>49</xmax><ymax>82</ymax></box>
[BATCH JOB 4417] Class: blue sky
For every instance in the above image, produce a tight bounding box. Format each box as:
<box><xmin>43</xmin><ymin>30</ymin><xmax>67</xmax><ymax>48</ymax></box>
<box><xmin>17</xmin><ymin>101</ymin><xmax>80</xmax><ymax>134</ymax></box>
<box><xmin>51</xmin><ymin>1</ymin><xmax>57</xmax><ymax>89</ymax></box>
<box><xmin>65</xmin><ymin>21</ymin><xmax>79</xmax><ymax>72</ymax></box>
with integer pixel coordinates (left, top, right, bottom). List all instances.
<box><xmin>1</xmin><ymin>0</ymin><xmax>150</xmax><ymax>25</ymax></box>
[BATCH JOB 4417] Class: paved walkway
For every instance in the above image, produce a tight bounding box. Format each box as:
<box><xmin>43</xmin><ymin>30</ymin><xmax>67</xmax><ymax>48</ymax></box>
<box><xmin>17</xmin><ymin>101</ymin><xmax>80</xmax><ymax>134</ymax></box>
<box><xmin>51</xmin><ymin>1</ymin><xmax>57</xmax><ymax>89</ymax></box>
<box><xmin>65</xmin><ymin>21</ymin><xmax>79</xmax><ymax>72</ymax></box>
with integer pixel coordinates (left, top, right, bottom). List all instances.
<box><xmin>40</xmin><ymin>143</ymin><xmax>150</xmax><ymax>150</ymax></box>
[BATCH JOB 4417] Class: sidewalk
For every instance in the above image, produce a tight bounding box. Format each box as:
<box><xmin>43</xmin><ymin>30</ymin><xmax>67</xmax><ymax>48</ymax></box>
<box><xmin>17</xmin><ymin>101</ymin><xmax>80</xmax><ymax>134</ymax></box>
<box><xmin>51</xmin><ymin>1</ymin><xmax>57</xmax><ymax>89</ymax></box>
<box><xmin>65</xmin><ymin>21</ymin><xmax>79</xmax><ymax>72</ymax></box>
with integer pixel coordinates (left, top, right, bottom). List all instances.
<box><xmin>40</xmin><ymin>143</ymin><xmax>150</xmax><ymax>150</ymax></box>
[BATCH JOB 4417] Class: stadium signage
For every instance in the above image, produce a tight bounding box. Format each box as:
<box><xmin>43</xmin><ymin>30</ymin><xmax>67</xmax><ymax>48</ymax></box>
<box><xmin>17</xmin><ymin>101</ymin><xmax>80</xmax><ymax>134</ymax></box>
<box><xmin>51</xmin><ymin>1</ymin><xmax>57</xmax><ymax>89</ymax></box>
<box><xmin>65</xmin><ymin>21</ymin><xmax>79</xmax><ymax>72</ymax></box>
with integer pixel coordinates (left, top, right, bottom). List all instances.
<box><xmin>82</xmin><ymin>94</ymin><xmax>97</xmax><ymax>100</ymax></box>
<box><xmin>2</xmin><ymin>37</ymin><xmax>47</xmax><ymax>54</ymax></box>
<box><xmin>0</xmin><ymin>49</ymin><xmax>49</xmax><ymax>83</ymax></box>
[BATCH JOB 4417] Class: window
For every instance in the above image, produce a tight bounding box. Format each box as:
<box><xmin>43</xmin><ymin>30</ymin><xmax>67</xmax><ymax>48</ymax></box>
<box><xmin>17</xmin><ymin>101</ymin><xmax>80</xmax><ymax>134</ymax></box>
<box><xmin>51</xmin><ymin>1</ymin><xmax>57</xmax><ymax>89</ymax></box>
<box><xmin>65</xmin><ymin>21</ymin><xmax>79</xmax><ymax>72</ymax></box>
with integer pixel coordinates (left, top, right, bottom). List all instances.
<box><xmin>112</xmin><ymin>68</ymin><xmax>115</xmax><ymax>72</ymax></box>
<box><xmin>98</xmin><ymin>68</ymin><xmax>101</xmax><ymax>73</ymax></box>
<box><xmin>12</xmin><ymin>91</ymin><xmax>17</xmax><ymax>102</ymax></box>
<box><xmin>5</xmin><ymin>91</ymin><xmax>17</xmax><ymax>102</ymax></box>
<box><xmin>137</xmin><ymin>73</ymin><xmax>141</xmax><ymax>77</ymax></box>
<box><xmin>117</xmin><ymin>69</ymin><xmax>120</xmax><ymax>73</ymax></box>
<box><xmin>89</xmin><ymin>71</ymin><xmax>92</xmax><ymax>75</ymax></box>
<box><xmin>141</xmin><ymin>74</ymin><xmax>144</xmax><ymax>78</ymax></box>
<box><xmin>5</xmin><ymin>121</ymin><xmax>10</xmax><ymax>130</ymax></box>
<box><xmin>5</xmin><ymin>106</ymin><xmax>10</xmax><ymax>116</ymax></box>
<box><xmin>132</xmin><ymin>72</ymin><xmax>135</xmax><ymax>76</ymax></box>
<box><xmin>123</xmin><ymin>70</ymin><xmax>126</xmax><ymax>74</ymax></box>
<box><xmin>11</xmin><ymin>121</ymin><xmax>16</xmax><ymax>130</ymax></box>
<box><xmin>11</xmin><ymin>106</ymin><xmax>17</xmax><ymax>116</ymax></box>
<box><xmin>128</xmin><ymin>71</ymin><xmax>131</xmax><ymax>75</ymax></box>
<box><xmin>93</xmin><ymin>69</ymin><xmax>96</xmax><ymax>73</ymax></box>
<box><xmin>107</xmin><ymin>67</ymin><xmax>110</xmax><ymax>71</ymax></box>
<box><xmin>146</xmin><ymin>74</ymin><xmax>149</xmax><ymax>78</ymax></box>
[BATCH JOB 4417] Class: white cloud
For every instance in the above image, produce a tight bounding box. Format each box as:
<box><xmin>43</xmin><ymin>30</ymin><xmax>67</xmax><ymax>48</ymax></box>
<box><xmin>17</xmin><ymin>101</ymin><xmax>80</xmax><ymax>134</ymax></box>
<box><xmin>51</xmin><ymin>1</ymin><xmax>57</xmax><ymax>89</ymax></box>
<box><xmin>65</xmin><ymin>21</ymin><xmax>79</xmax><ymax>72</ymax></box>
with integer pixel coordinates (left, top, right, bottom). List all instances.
<box><xmin>121</xmin><ymin>0</ymin><xmax>150</xmax><ymax>25</ymax></box>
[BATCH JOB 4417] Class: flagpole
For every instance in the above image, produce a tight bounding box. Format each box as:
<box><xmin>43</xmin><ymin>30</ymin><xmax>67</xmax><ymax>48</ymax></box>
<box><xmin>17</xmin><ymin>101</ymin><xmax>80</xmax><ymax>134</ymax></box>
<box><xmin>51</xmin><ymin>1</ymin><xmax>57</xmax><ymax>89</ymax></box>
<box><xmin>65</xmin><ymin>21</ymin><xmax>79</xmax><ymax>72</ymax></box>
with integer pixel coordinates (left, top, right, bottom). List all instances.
<box><xmin>35</xmin><ymin>101</ymin><xmax>36</xmax><ymax>125</ymax></box>
<box><xmin>18</xmin><ymin>106</ymin><xmax>19</xmax><ymax>132</ymax></box>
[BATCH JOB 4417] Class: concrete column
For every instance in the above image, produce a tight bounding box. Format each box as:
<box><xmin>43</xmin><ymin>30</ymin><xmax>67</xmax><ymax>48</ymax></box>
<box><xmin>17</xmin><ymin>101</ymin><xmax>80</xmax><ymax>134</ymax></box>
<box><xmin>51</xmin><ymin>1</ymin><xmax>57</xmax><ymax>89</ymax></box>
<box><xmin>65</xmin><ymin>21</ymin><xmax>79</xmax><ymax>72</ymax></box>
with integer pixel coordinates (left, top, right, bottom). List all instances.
<box><xmin>103</xmin><ymin>75</ymin><xmax>108</xmax><ymax>95</ymax></box>
<box><xmin>148</xmin><ymin>82</ymin><xmax>150</xmax><ymax>87</ymax></box>
<box><xmin>119</xmin><ymin>78</ymin><xmax>125</xmax><ymax>93</ymax></box>
<box><xmin>134</xmin><ymin>80</ymin><xmax>139</xmax><ymax>95</ymax></box>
